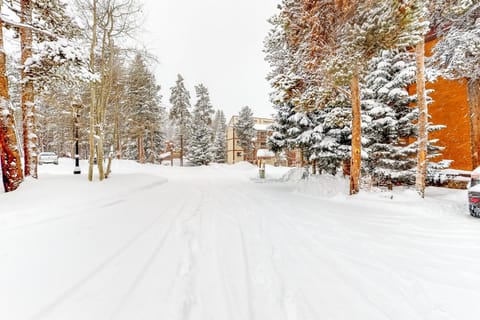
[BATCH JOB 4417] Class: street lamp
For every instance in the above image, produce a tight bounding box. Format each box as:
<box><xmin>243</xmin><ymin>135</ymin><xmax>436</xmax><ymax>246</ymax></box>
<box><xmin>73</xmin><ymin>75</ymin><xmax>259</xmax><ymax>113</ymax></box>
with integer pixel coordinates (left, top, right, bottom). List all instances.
<box><xmin>72</xmin><ymin>103</ymin><xmax>82</xmax><ymax>174</ymax></box>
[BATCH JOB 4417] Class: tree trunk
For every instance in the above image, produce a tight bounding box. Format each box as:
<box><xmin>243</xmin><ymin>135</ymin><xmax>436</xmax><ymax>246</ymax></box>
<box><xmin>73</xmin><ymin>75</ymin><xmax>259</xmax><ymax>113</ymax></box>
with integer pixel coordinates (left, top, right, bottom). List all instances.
<box><xmin>349</xmin><ymin>71</ymin><xmax>361</xmax><ymax>195</ymax></box>
<box><xmin>114</xmin><ymin>102</ymin><xmax>121</xmax><ymax>159</ymax></box>
<box><xmin>0</xmin><ymin>13</ymin><xmax>23</xmax><ymax>192</ymax></box>
<box><xmin>468</xmin><ymin>78</ymin><xmax>480</xmax><ymax>169</ymax></box>
<box><xmin>20</xmin><ymin>0</ymin><xmax>37</xmax><ymax>178</ymax></box>
<box><xmin>415</xmin><ymin>39</ymin><xmax>428</xmax><ymax>198</ymax></box>
<box><xmin>88</xmin><ymin>0</ymin><xmax>97</xmax><ymax>182</ymax></box>
<box><xmin>96</xmin><ymin>127</ymin><xmax>105</xmax><ymax>180</ymax></box>
<box><xmin>138</xmin><ymin>133</ymin><xmax>145</xmax><ymax>163</ymax></box>
<box><xmin>105</xmin><ymin>153</ymin><xmax>112</xmax><ymax>178</ymax></box>
<box><xmin>180</xmin><ymin>134</ymin><xmax>184</xmax><ymax>166</ymax></box>
<box><xmin>149</xmin><ymin>126</ymin><xmax>155</xmax><ymax>163</ymax></box>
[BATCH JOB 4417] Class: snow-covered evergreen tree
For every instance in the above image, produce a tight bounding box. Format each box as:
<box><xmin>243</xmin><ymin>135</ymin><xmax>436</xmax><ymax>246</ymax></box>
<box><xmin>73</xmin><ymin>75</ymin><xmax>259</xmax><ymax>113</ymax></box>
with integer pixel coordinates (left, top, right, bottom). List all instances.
<box><xmin>311</xmin><ymin>104</ymin><xmax>352</xmax><ymax>175</ymax></box>
<box><xmin>362</xmin><ymin>49</ymin><xmax>450</xmax><ymax>185</ymax></box>
<box><xmin>212</xmin><ymin>110</ymin><xmax>227</xmax><ymax>163</ymax></box>
<box><xmin>169</xmin><ymin>74</ymin><xmax>191</xmax><ymax>166</ymax></box>
<box><xmin>268</xmin><ymin>103</ymin><xmax>295</xmax><ymax>153</ymax></box>
<box><xmin>431</xmin><ymin>1</ymin><xmax>480</xmax><ymax>81</ymax></box>
<box><xmin>288</xmin><ymin>110</ymin><xmax>321</xmax><ymax>164</ymax></box>
<box><xmin>187</xmin><ymin>84</ymin><xmax>214</xmax><ymax>165</ymax></box>
<box><xmin>235</xmin><ymin>106</ymin><xmax>255</xmax><ymax>161</ymax></box>
<box><xmin>125</xmin><ymin>53</ymin><xmax>163</xmax><ymax>163</ymax></box>
<box><xmin>362</xmin><ymin>50</ymin><xmax>418</xmax><ymax>184</ymax></box>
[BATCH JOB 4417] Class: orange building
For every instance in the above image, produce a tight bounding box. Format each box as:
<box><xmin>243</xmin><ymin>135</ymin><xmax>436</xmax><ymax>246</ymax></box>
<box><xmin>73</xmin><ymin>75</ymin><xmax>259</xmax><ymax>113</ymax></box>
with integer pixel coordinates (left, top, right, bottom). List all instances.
<box><xmin>424</xmin><ymin>38</ymin><xmax>475</xmax><ymax>171</ymax></box>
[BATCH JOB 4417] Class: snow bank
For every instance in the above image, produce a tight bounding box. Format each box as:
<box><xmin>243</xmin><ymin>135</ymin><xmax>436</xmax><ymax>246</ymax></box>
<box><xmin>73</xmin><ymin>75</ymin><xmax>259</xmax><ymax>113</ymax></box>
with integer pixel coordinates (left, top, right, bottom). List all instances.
<box><xmin>281</xmin><ymin>167</ymin><xmax>309</xmax><ymax>182</ymax></box>
<box><xmin>231</xmin><ymin>161</ymin><xmax>256</xmax><ymax>170</ymax></box>
<box><xmin>294</xmin><ymin>173</ymin><xmax>349</xmax><ymax>198</ymax></box>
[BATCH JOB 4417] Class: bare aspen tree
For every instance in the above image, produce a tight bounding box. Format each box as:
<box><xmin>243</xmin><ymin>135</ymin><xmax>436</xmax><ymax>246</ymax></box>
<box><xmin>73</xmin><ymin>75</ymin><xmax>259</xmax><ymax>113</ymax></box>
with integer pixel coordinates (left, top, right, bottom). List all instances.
<box><xmin>76</xmin><ymin>0</ymin><xmax>142</xmax><ymax>181</ymax></box>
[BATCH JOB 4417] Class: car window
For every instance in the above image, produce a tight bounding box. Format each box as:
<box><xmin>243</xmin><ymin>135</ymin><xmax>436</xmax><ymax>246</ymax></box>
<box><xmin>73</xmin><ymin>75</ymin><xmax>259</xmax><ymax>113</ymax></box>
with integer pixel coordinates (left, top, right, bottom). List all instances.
<box><xmin>471</xmin><ymin>178</ymin><xmax>480</xmax><ymax>188</ymax></box>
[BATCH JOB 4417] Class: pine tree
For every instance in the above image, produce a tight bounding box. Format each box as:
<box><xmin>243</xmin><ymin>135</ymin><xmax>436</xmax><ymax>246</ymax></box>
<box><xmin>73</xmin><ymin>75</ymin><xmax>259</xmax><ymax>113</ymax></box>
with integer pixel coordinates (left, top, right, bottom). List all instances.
<box><xmin>362</xmin><ymin>49</ymin><xmax>450</xmax><ymax>186</ymax></box>
<box><xmin>265</xmin><ymin>0</ymin><xmax>428</xmax><ymax>194</ymax></box>
<box><xmin>362</xmin><ymin>50</ymin><xmax>418</xmax><ymax>185</ymax></box>
<box><xmin>235</xmin><ymin>106</ymin><xmax>255</xmax><ymax>161</ymax></box>
<box><xmin>268</xmin><ymin>103</ymin><xmax>295</xmax><ymax>154</ymax></box>
<box><xmin>169</xmin><ymin>74</ymin><xmax>191</xmax><ymax>166</ymax></box>
<box><xmin>125</xmin><ymin>53</ymin><xmax>163</xmax><ymax>163</ymax></box>
<box><xmin>212</xmin><ymin>110</ymin><xmax>227</xmax><ymax>163</ymax></box>
<box><xmin>331</xmin><ymin>0</ymin><xmax>428</xmax><ymax>195</ymax></box>
<box><xmin>287</xmin><ymin>110</ymin><xmax>320</xmax><ymax>166</ymax></box>
<box><xmin>311</xmin><ymin>104</ymin><xmax>352</xmax><ymax>175</ymax></box>
<box><xmin>187</xmin><ymin>84</ymin><xmax>214</xmax><ymax>165</ymax></box>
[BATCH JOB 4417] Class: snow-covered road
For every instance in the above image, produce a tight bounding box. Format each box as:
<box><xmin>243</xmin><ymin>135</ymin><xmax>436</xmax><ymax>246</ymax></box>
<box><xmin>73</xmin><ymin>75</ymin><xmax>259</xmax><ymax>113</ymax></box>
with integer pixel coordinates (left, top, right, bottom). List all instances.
<box><xmin>2</xmin><ymin>160</ymin><xmax>480</xmax><ymax>320</ymax></box>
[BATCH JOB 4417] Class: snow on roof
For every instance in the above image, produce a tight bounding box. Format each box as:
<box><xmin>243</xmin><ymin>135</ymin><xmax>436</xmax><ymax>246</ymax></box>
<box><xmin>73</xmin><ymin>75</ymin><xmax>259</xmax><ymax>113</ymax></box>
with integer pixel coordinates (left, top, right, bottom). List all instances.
<box><xmin>254</xmin><ymin>123</ymin><xmax>272</xmax><ymax>131</ymax></box>
<box><xmin>443</xmin><ymin>169</ymin><xmax>473</xmax><ymax>176</ymax></box>
<box><xmin>256</xmin><ymin>149</ymin><xmax>275</xmax><ymax>158</ymax></box>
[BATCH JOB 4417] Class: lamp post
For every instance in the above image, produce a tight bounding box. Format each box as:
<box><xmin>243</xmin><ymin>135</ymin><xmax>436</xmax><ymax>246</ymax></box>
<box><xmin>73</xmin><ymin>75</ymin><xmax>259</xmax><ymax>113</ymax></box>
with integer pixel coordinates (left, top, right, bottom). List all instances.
<box><xmin>72</xmin><ymin>103</ymin><xmax>82</xmax><ymax>174</ymax></box>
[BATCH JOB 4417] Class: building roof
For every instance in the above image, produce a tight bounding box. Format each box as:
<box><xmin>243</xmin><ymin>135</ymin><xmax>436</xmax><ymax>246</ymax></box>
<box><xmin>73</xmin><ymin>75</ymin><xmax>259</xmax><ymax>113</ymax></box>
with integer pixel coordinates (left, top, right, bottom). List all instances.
<box><xmin>253</xmin><ymin>123</ymin><xmax>272</xmax><ymax>131</ymax></box>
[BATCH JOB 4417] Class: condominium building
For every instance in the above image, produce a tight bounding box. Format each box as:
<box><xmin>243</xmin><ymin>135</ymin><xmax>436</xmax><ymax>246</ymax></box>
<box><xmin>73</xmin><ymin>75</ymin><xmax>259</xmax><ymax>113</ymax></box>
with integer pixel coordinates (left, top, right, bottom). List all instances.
<box><xmin>226</xmin><ymin>116</ymin><xmax>275</xmax><ymax>165</ymax></box>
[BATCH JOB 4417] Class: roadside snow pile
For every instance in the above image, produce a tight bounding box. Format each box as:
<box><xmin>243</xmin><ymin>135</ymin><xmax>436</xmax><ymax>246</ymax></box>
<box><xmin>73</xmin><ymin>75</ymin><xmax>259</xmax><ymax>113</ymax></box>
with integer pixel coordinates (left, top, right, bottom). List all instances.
<box><xmin>294</xmin><ymin>173</ymin><xmax>349</xmax><ymax>198</ymax></box>
<box><xmin>262</xmin><ymin>165</ymin><xmax>291</xmax><ymax>180</ymax></box>
<box><xmin>231</xmin><ymin>161</ymin><xmax>256</xmax><ymax>170</ymax></box>
<box><xmin>281</xmin><ymin>167</ymin><xmax>309</xmax><ymax>182</ymax></box>
<box><xmin>280</xmin><ymin>168</ymin><xmax>349</xmax><ymax>198</ymax></box>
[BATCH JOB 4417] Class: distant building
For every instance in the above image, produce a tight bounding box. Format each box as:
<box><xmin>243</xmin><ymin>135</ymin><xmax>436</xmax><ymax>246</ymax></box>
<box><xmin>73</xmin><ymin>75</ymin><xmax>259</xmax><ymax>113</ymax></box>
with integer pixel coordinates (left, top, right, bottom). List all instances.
<box><xmin>226</xmin><ymin>116</ymin><xmax>275</xmax><ymax>165</ymax></box>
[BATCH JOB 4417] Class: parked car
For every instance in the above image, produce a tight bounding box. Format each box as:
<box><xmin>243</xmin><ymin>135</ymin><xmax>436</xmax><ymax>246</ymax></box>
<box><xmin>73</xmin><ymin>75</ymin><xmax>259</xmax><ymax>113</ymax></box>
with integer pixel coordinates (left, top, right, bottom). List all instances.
<box><xmin>468</xmin><ymin>167</ymin><xmax>480</xmax><ymax>217</ymax></box>
<box><xmin>38</xmin><ymin>152</ymin><xmax>59</xmax><ymax>165</ymax></box>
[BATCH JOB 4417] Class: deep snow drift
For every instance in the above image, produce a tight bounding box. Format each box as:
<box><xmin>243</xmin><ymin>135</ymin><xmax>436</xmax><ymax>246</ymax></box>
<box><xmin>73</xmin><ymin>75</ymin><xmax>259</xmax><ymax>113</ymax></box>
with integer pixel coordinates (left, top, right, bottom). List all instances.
<box><xmin>1</xmin><ymin>159</ymin><xmax>480</xmax><ymax>320</ymax></box>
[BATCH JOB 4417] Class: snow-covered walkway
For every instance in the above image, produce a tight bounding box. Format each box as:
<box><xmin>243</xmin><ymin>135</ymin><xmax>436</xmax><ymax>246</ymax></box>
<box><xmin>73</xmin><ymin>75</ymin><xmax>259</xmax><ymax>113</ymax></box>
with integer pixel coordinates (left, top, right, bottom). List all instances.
<box><xmin>2</xmin><ymin>160</ymin><xmax>480</xmax><ymax>320</ymax></box>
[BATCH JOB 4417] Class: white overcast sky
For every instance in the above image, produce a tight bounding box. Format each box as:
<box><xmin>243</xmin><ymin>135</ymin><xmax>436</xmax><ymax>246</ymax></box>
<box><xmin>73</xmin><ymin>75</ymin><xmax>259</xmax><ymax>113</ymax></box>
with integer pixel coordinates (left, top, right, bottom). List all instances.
<box><xmin>138</xmin><ymin>0</ymin><xmax>281</xmax><ymax>120</ymax></box>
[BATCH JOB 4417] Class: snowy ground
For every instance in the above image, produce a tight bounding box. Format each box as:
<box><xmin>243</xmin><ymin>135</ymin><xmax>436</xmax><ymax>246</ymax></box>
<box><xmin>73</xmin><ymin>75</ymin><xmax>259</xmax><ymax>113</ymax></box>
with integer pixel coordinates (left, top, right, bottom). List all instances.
<box><xmin>1</xmin><ymin>159</ymin><xmax>480</xmax><ymax>320</ymax></box>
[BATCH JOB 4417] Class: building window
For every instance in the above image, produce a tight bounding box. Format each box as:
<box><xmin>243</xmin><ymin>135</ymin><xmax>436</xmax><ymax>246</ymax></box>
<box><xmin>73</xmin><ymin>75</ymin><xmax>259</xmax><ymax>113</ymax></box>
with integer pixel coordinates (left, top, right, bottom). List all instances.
<box><xmin>236</xmin><ymin>152</ymin><xmax>242</xmax><ymax>157</ymax></box>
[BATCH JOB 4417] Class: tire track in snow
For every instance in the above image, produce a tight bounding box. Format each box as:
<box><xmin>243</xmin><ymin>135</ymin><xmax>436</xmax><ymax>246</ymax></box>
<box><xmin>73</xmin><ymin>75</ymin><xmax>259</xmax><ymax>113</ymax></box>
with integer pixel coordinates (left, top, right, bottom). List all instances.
<box><xmin>229</xmin><ymin>186</ymin><xmax>297</xmax><ymax>320</ymax></box>
<box><xmin>218</xmin><ymin>185</ymin><xmax>289</xmax><ymax>320</ymax></box>
<box><xmin>31</xmin><ymin>194</ymin><xmax>185</xmax><ymax>319</ymax></box>
<box><xmin>3</xmin><ymin>177</ymin><xmax>168</xmax><ymax>233</ymax></box>
<box><xmin>108</xmin><ymin>185</ymin><xmax>205</xmax><ymax>320</ymax></box>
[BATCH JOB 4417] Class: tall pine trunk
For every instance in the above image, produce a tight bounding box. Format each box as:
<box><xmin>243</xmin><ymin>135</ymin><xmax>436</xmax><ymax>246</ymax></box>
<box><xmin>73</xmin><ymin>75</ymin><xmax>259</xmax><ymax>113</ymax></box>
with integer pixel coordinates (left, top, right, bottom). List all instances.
<box><xmin>149</xmin><ymin>126</ymin><xmax>155</xmax><ymax>163</ymax></box>
<box><xmin>0</xmin><ymin>13</ymin><xmax>23</xmax><ymax>192</ymax></box>
<box><xmin>137</xmin><ymin>133</ymin><xmax>145</xmax><ymax>163</ymax></box>
<box><xmin>180</xmin><ymin>134</ymin><xmax>184</xmax><ymax>167</ymax></box>
<box><xmin>350</xmin><ymin>70</ymin><xmax>361</xmax><ymax>195</ymax></box>
<box><xmin>20</xmin><ymin>0</ymin><xmax>37</xmax><ymax>178</ymax></box>
<box><xmin>415</xmin><ymin>38</ymin><xmax>428</xmax><ymax>198</ymax></box>
<box><xmin>468</xmin><ymin>78</ymin><xmax>480</xmax><ymax>169</ymax></box>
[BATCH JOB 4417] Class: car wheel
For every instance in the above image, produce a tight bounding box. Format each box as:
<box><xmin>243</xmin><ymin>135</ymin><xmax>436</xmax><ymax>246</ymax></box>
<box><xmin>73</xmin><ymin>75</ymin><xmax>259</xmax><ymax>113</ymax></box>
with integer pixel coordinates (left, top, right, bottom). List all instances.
<box><xmin>470</xmin><ymin>206</ymin><xmax>479</xmax><ymax>218</ymax></box>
